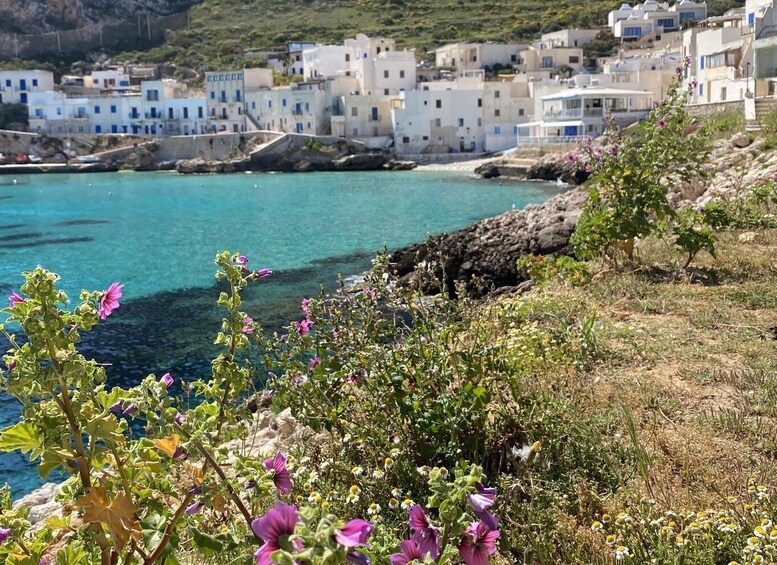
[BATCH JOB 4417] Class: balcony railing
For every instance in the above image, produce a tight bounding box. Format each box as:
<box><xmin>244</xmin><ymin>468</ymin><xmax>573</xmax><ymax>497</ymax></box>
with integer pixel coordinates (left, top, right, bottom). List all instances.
<box><xmin>517</xmin><ymin>135</ymin><xmax>588</xmax><ymax>145</ymax></box>
<box><xmin>542</xmin><ymin>107</ymin><xmax>642</xmax><ymax>119</ymax></box>
<box><xmin>369</xmin><ymin>114</ymin><xmax>381</xmax><ymax>121</ymax></box>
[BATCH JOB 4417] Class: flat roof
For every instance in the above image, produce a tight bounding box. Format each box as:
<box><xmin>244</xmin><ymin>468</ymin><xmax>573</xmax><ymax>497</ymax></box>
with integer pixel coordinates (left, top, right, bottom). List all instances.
<box><xmin>542</xmin><ymin>88</ymin><xmax>652</xmax><ymax>100</ymax></box>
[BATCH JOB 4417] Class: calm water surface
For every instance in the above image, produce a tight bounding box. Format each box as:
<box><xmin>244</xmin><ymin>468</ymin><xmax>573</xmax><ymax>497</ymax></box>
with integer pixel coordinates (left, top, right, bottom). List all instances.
<box><xmin>0</xmin><ymin>169</ymin><xmax>564</xmax><ymax>496</ymax></box>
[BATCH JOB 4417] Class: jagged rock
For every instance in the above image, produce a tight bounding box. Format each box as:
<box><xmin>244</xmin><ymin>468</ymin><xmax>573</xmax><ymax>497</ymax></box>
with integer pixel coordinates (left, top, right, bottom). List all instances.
<box><xmin>13</xmin><ymin>482</ymin><xmax>62</xmax><ymax>525</ymax></box>
<box><xmin>527</xmin><ymin>153</ymin><xmax>589</xmax><ymax>185</ymax></box>
<box><xmin>333</xmin><ymin>153</ymin><xmax>388</xmax><ymax>171</ymax></box>
<box><xmin>731</xmin><ymin>132</ymin><xmax>751</xmax><ymax>148</ymax></box>
<box><xmin>474</xmin><ymin>162</ymin><xmax>501</xmax><ymax>179</ymax></box>
<box><xmin>384</xmin><ymin>159</ymin><xmax>417</xmax><ymax>171</ymax></box>
<box><xmin>390</xmin><ymin>189</ymin><xmax>587</xmax><ymax>296</ymax></box>
<box><xmin>293</xmin><ymin>160</ymin><xmax>314</xmax><ymax>173</ymax></box>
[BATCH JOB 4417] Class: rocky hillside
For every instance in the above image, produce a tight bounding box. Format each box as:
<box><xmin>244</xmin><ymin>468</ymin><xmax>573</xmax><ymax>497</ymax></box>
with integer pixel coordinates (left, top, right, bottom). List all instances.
<box><xmin>0</xmin><ymin>0</ymin><xmax>200</xmax><ymax>34</ymax></box>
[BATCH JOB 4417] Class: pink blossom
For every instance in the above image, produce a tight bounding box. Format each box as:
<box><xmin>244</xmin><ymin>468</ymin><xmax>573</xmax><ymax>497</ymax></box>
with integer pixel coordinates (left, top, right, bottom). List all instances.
<box><xmin>122</xmin><ymin>403</ymin><xmax>138</xmax><ymax>416</ymax></box>
<box><xmin>467</xmin><ymin>483</ymin><xmax>499</xmax><ymax>531</ymax></box>
<box><xmin>185</xmin><ymin>501</ymin><xmax>203</xmax><ymax>515</ymax></box>
<box><xmin>301</xmin><ymin>298</ymin><xmax>312</xmax><ymax>315</ymax></box>
<box><xmin>175</xmin><ymin>412</ymin><xmax>186</xmax><ymax>425</ymax></box>
<box><xmin>8</xmin><ymin>292</ymin><xmax>24</xmax><ymax>309</ymax></box>
<box><xmin>308</xmin><ymin>357</ymin><xmax>320</xmax><ymax>370</ymax></box>
<box><xmin>263</xmin><ymin>452</ymin><xmax>292</xmax><ymax>494</ymax></box>
<box><xmin>657</xmin><ymin>119</ymin><xmax>666</xmax><ymax>128</ymax></box>
<box><xmin>335</xmin><ymin>519</ymin><xmax>373</xmax><ymax>547</ymax></box>
<box><xmin>98</xmin><ymin>282</ymin><xmax>123</xmax><ymax>320</ymax></box>
<box><xmin>234</xmin><ymin>255</ymin><xmax>248</xmax><ymax>265</ymax></box>
<box><xmin>243</xmin><ymin>316</ymin><xmax>255</xmax><ymax>335</ymax></box>
<box><xmin>459</xmin><ymin>521</ymin><xmax>500</xmax><ymax>565</ymax></box>
<box><xmin>347</xmin><ymin>369</ymin><xmax>367</xmax><ymax>385</ymax></box>
<box><xmin>251</xmin><ymin>502</ymin><xmax>300</xmax><ymax>565</ymax></box>
<box><xmin>0</xmin><ymin>526</ymin><xmax>10</xmax><ymax>544</ymax></box>
<box><xmin>254</xmin><ymin>269</ymin><xmax>272</xmax><ymax>279</ymax></box>
<box><xmin>408</xmin><ymin>505</ymin><xmax>439</xmax><ymax>559</ymax></box>
<box><xmin>295</xmin><ymin>319</ymin><xmax>312</xmax><ymax>336</ymax></box>
<box><xmin>160</xmin><ymin>373</ymin><xmax>174</xmax><ymax>388</ymax></box>
<box><xmin>390</xmin><ymin>540</ymin><xmax>424</xmax><ymax>565</ymax></box>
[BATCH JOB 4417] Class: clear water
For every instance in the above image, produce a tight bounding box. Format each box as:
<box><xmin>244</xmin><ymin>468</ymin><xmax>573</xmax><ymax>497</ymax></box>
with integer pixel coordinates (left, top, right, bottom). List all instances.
<box><xmin>0</xmin><ymin>170</ymin><xmax>564</xmax><ymax>497</ymax></box>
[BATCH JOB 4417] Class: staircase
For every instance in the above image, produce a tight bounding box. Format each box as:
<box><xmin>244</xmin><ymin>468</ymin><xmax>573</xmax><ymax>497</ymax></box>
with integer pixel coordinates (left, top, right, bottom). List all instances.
<box><xmin>747</xmin><ymin>97</ymin><xmax>777</xmax><ymax>131</ymax></box>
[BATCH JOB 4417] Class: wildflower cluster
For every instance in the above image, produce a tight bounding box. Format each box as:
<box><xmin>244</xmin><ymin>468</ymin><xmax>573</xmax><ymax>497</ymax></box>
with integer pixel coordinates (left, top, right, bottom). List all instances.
<box><xmin>591</xmin><ymin>481</ymin><xmax>777</xmax><ymax>563</ymax></box>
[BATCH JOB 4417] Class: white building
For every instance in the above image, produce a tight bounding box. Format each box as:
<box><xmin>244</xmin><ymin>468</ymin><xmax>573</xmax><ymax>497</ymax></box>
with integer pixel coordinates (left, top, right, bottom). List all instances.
<box><xmin>0</xmin><ymin>70</ymin><xmax>55</xmax><ymax>104</ymax></box>
<box><xmin>85</xmin><ymin>69</ymin><xmax>132</xmax><ymax>91</ymax></box>
<box><xmin>27</xmin><ymin>91</ymin><xmax>141</xmax><ymax>135</ymax></box>
<box><xmin>610</xmin><ymin>0</ymin><xmax>708</xmax><ymax>40</ymax></box>
<box><xmin>205</xmin><ymin>68</ymin><xmax>273</xmax><ymax>132</ymax></box>
<box><xmin>517</xmin><ymin>88</ymin><xmax>653</xmax><ymax>144</ymax></box>
<box><xmin>140</xmin><ymin>80</ymin><xmax>207</xmax><ymax>136</ymax></box>
<box><xmin>246</xmin><ymin>81</ymin><xmax>330</xmax><ymax>134</ymax></box>
<box><xmin>434</xmin><ymin>43</ymin><xmax>528</xmax><ymax>74</ymax></box>
<box><xmin>750</xmin><ymin>0</ymin><xmax>777</xmax><ymax>95</ymax></box>
<box><xmin>685</xmin><ymin>11</ymin><xmax>749</xmax><ymax>104</ymax></box>
<box><xmin>540</xmin><ymin>29</ymin><xmax>601</xmax><ymax>48</ymax></box>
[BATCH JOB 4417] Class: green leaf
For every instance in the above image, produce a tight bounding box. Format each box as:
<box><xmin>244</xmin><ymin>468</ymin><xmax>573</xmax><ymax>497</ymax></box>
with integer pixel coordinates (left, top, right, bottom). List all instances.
<box><xmin>188</xmin><ymin>527</ymin><xmax>223</xmax><ymax>557</ymax></box>
<box><xmin>0</xmin><ymin>422</ymin><xmax>42</xmax><ymax>456</ymax></box>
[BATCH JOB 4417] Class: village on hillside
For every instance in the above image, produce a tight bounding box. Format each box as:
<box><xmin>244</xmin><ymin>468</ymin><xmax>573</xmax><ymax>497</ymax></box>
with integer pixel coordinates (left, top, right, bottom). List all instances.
<box><xmin>0</xmin><ymin>0</ymin><xmax>774</xmax><ymax>161</ymax></box>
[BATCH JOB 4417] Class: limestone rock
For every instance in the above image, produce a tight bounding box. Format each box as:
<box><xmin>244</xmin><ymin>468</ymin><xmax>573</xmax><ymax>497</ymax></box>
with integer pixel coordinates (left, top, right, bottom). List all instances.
<box><xmin>13</xmin><ymin>482</ymin><xmax>62</xmax><ymax>525</ymax></box>
<box><xmin>333</xmin><ymin>153</ymin><xmax>388</xmax><ymax>171</ymax></box>
<box><xmin>731</xmin><ymin>132</ymin><xmax>751</xmax><ymax>148</ymax></box>
<box><xmin>738</xmin><ymin>231</ymin><xmax>759</xmax><ymax>244</ymax></box>
<box><xmin>391</xmin><ymin>189</ymin><xmax>587</xmax><ymax>296</ymax></box>
<box><xmin>384</xmin><ymin>159</ymin><xmax>418</xmax><ymax>171</ymax></box>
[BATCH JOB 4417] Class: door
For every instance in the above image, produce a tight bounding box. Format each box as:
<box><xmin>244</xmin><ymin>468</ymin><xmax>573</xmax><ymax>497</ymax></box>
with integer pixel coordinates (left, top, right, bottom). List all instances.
<box><xmin>295</xmin><ymin>123</ymin><xmax>303</xmax><ymax>133</ymax></box>
<box><xmin>19</xmin><ymin>79</ymin><xmax>26</xmax><ymax>91</ymax></box>
<box><xmin>564</xmin><ymin>125</ymin><xmax>578</xmax><ymax>136</ymax></box>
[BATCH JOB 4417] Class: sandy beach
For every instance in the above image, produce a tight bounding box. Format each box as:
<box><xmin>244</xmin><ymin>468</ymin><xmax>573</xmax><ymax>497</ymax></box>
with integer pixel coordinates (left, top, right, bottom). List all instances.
<box><xmin>414</xmin><ymin>156</ymin><xmax>499</xmax><ymax>172</ymax></box>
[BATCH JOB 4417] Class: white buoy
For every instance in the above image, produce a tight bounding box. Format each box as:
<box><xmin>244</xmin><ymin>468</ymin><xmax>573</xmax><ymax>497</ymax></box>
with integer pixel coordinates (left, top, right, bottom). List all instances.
<box><xmin>12</xmin><ymin>179</ymin><xmax>17</xmax><ymax>185</ymax></box>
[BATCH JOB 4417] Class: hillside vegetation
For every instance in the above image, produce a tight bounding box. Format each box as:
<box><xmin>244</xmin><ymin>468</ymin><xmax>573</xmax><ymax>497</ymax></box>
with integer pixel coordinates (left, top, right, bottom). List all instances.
<box><xmin>119</xmin><ymin>0</ymin><xmax>745</xmax><ymax>71</ymax></box>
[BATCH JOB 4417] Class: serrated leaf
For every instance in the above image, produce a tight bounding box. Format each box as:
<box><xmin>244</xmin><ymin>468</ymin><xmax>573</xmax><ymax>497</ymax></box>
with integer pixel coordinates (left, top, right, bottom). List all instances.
<box><xmin>0</xmin><ymin>422</ymin><xmax>42</xmax><ymax>456</ymax></box>
<box><xmin>76</xmin><ymin>487</ymin><xmax>136</xmax><ymax>551</ymax></box>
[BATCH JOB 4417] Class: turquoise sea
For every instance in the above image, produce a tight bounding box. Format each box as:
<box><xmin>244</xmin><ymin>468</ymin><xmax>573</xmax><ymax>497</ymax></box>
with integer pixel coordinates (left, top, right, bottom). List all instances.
<box><xmin>0</xmin><ymin>170</ymin><xmax>564</xmax><ymax>497</ymax></box>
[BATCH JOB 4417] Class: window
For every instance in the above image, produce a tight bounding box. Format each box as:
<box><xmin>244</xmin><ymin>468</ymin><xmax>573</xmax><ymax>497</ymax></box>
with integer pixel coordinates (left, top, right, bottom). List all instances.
<box><xmin>169</xmin><ymin>108</ymin><xmax>174</xmax><ymax>119</ymax></box>
<box><xmin>32</xmin><ymin>79</ymin><xmax>38</xmax><ymax>87</ymax></box>
<box><xmin>402</xmin><ymin>136</ymin><xmax>409</xmax><ymax>143</ymax></box>
<box><xmin>436</xmin><ymin>99</ymin><xmax>442</xmax><ymax>108</ymax></box>
<box><xmin>345</xmin><ymin>53</ymin><xmax>351</xmax><ymax>62</ymax></box>
<box><xmin>494</xmin><ymin>109</ymin><xmax>500</xmax><ymax>117</ymax></box>
<box><xmin>351</xmin><ymin>107</ymin><xmax>358</xmax><ymax>117</ymax></box>
<box><xmin>541</xmin><ymin>56</ymin><xmax>554</xmax><ymax>68</ymax></box>
<box><xmin>720</xmin><ymin>87</ymin><xmax>727</xmax><ymax>101</ymax></box>
<box><xmin>384</xmin><ymin>88</ymin><xmax>389</xmax><ymax>95</ymax></box>
<box><xmin>110</xmin><ymin>105</ymin><xmax>117</xmax><ymax>113</ymax></box>
<box><xmin>623</xmin><ymin>27</ymin><xmax>642</xmax><ymax>37</ymax></box>
<box><xmin>519</xmin><ymin>108</ymin><xmax>524</xmax><ymax>116</ymax></box>
<box><xmin>236</xmin><ymin>89</ymin><xmax>241</xmax><ymax>102</ymax></box>
<box><xmin>458</xmin><ymin>118</ymin><xmax>464</xmax><ymax>126</ymax></box>
<box><xmin>147</xmin><ymin>89</ymin><xmax>159</xmax><ymax>101</ymax></box>
<box><xmin>748</xmin><ymin>12</ymin><xmax>755</xmax><ymax>27</ymax></box>
<box><xmin>477</xmin><ymin>118</ymin><xmax>482</xmax><ymax>126</ymax></box>
<box><xmin>34</xmin><ymin>108</ymin><xmax>43</xmax><ymax>118</ymax></box>
<box><xmin>183</xmin><ymin>107</ymin><xmax>189</xmax><ymax>119</ymax></box>
<box><xmin>569</xmin><ymin>56</ymin><xmax>580</xmax><ymax>64</ymax></box>
<box><xmin>95</xmin><ymin>125</ymin><xmax>101</xmax><ymax>133</ymax></box>
<box><xmin>94</xmin><ymin>105</ymin><xmax>100</xmax><ymax>114</ymax></box>
<box><xmin>384</xmin><ymin>70</ymin><xmax>389</xmax><ymax>78</ymax></box>
<box><xmin>268</xmin><ymin>100</ymin><xmax>272</xmax><ymax>108</ymax></box>
<box><xmin>494</xmin><ymin>126</ymin><xmax>501</xmax><ymax>134</ymax></box>
<box><xmin>400</xmin><ymin>70</ymin><xmax>405</xmax><ymax>78</ymax></box>
<box><xmin>657</xmin><ymin>18</ymin><xmax>675</xmax><ymax>28</ymax></box>
<box><xmin>210</xmin><ymin>91</ymin><xmax>215</xmax><ymax>99</ymax></box>
<box><xmin>434</xmin><ymin>118</ymin><xmax>441</xmax><ymax>127</ymax></box>
<box><xmin>495</xmin><ymin>90</ymin><xmax>501</xmax><ymax>98</ymax></box>
<box><xmin>57</xmin><ymin>107</ymin><xmax>62</xmax><ymax>115</ymax></box>
<box><xmin>699</xmin><ymin>84</ymin><xmax>704</xmax><ymax>95</ymax></box>
<box><xmin>700</xmin><ymin>56</ymin><xmax>705</xmax><ymax>69</ymax></box>
<box><xmin>111</xmin><ymin>125</ymin><xmax>118</xmax><ymax>133</ymax></box>
<box><xmin>198</xmin><ymin>107</ymin><xmax>203</xmax><ymax>118</ymax></box>
<box><xmin>422</xmin><ymin>135</ymin><xmax>428</xmax><ymax>140</ymax></box>
<box><xmin>251</xmin><ymin>101</ymin><xmax>256</xmax><ymax>110</ymax></box>
<box><xmin>478</xmin><ymin>98</ymin><xmax>482</xmax><ymax>107</ymax></box>
<box><xmin>220</xmin><ymin>90</ymin><xmax>226</xmax><ymax>103</ymax></box>
<box><xmin>282</xmin><ymin>98</ymin><xmax>287</xmax><ymax>107</ymax></box>
<box><xmin>511</xmin><ymin>54</ymin><xmax>517</xmax><ymax>62</ymax></box>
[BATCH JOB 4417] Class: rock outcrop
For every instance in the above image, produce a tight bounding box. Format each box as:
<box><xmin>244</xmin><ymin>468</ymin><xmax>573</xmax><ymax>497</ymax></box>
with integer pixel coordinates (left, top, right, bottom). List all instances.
<box><xmin>526</xmin><ymin>153</ymin><xmax>590</xmax><ymax>185</ymax></box>
<box><xmin>391</xmin><ymin>189</ymin><xmax>587</xmax><ymax>296</ymax></box>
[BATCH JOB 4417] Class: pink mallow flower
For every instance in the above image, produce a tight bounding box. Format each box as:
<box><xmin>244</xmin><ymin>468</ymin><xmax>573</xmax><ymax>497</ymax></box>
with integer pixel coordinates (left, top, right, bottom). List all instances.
<box><xmin>254</xmin><ymin>269</ymin><xmax>272</xmax><ymax>279</ymax></box>
<box><xmin>458</xmin><ymin>521</ymin><xmax>500</xmax><ymax>565</ymax></box>
<box><xmin>390</xmin><ymin>540</ymin><xmax>425</xmax><ymax>565</ymax></box>
<box><xmin>234</xmin><ymin>255</ymin><xmax>248</xmax><ymax>265</ymax></box>
<box><xmin>263</xmin><ymin>452</ymin><xmax>292</xmax><ymax>494</ymax></box>
<box><xmin>251</xmin><ymin>502</ymin><xmax>300</xmax><ymax>565</ymax></box>
<box><xmin>0</xmin><ymin>526</ymin><xmax>10</xmax><ymax>544</ymax></box>
<box><xmin>98</xmin><ymin>282</ymin><xmax>123</xmax><ymax>320</ymax></box>
<box><xmin>295</xmin><ymin>319</ymin><xmax>312</xmax><ymax>336</ymax></box>
<box><xmin>308</xmin><ymin>357</ymin><xmax>320</xmax><ymax>371</ymax></box>
<box><xmin>8</xmin><ymin>292</ymin><xmax>24</xmax><ymax>309</ymax></box>
<box><xmin>175</xmin><ymin>412</ymin><xmax>186</xmax><ymax>425</ymax></box>
<box><xmin>185</xmin><ymin>501</ymin><xmax>203</xmax><ymax>516</ymax></box>
<box><xmin>408</xmin><ymin>505</ymin><xmax>440</xmax><ymax>559</ymax></box>
<box><xmin>466</xmin><ymin>483</ymin><xmax>499</xmax><ymax>531</ymax></box>
<box><xmin>243</xmin><ymin>316</ymin><xmax>255</xmax><ymax>335</ymax></box>
<box><xmin>160</xmin><ymin>373</ymin><xmax>174</xmax><ymax>388</ymax></box>
<box><xmin>335</xmin><ymin>519</ymin><xmax>373</xmax><ymax>547</ymax></box>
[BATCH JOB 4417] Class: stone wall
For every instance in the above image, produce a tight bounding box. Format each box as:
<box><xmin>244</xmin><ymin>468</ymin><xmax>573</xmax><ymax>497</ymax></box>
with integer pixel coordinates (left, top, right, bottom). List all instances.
<box><xmin>686</xmin><ymin>100</ymin><xmax>744</xmax><ymax>117</ymax></box>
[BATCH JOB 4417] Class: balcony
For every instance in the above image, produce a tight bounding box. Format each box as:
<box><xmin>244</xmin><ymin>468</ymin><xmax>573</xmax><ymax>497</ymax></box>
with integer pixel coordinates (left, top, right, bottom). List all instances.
<box><xmin>369</xmin><ymin>114</ymin><xmax>382</xmax><ymax>121</ymax></box>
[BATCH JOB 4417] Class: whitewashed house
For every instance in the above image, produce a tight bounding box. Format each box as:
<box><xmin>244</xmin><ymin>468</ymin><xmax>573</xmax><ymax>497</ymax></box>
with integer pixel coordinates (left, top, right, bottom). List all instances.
<box><xmin>205</xmin><ymin>68</ymin><xmax>273</xmax><ymax>132</ymax></box>
<box><xmin>749</xmin><ymin>0</ymin><xmax>777</xmax><ymax>95</ymax></box>
<box><xmin>246</xmin><ymin>81</ymin><xmax>330</xmax><ymax>134</ymax></box>
<box><xmin>610</xmin><ymin>0</ymin><xmax>708</xmax><ymax>41</ymax></box>
<box><xmin>140</xmin><ymin>80</ymin><xmax>207</xmax><ymax>136</ymax></box>
<box><xmin>0</xmin><ymin>70</ymin><xmax>54</xmax><ymax>104</ymax></box>
<box><xmin>540</xmin><ymin>29</ymin><xmax>601</xmax><ymax>48</ymax></box>
<box><xmin>517</xmin><ymin>88</ymin><xmax>653</xmax><ymax>143</ymax></box>
<box><xmin>685</xmin><ymin>10</ymin><xmax>749</xmax><ymax>104</ymax></box>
